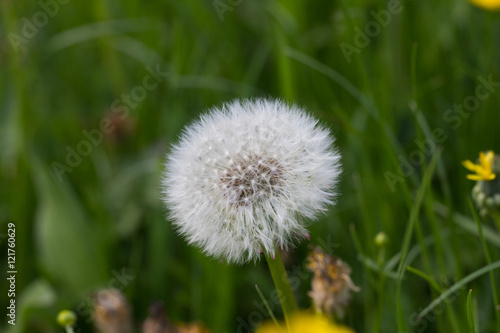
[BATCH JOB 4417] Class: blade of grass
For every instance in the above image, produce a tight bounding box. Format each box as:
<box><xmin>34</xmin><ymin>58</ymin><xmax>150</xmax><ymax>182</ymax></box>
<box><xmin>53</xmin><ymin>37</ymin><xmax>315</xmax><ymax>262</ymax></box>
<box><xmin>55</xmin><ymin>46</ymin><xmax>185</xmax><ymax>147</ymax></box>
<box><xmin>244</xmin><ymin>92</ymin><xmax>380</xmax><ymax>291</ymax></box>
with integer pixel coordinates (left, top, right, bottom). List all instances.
<box><xmin>283</xmin><ymin>46</ymin><xmax>376</xmax><ymax>117</ymax></box>
<box><xmin>409</xmin><ymin>43</ymin><xmax>452</xmax><ymax>204</ymax></box>
<box><xmin>469</xmin><ymin>199</ymin><xmax>500</xmax><ymax>331</ymax></box>
<box><xmin>434</xmin><ymin>202</ymin><xmax>500</xmax><ymax>247</ymax></box>
<box><xmin>357</xmin><ymin>254</ymin><xmax>399</xmax><ymax>280</ymax></box>
<box><xmin>409</xmin><ymin>43</ymin><xmax>458</xmax><ymax>282</ymax></box>
<box><xmin>45</xmin><ymin>18</ymin><xmax>161</xmax><ymax>54</ymax></box>
<box><xmin>396</xmin><ymin>149</ymin><xmax>441</xmax><ymax>331</ymax></box>
<box><xmin>407</xmin><ymin>266</ymin><xmax>443</xmax><ymax>293</ymax></box>
<box><xmin>406</xmin><ymin>265</ymin><xmax>461</xmax><ymax>332</ymax></box>
<box><xmin>418</xmin><ymin>260</ymin><xmax>500</xmax><ymax>320</ymax></box>
<box><xmin>350</xmin><ymin>222</ymin><xmax>377</xmax><ymax>331</ymax></box>
<box><xmin>467</xmin><ymin>290</ymin><xmax>476</xmax><ymax>333</ymax></box>
<box><xmin>349</xmin><ymin>223</ymin><xmax>366</xmax><ymax>258</ymax></box>
<box><xmin>273</xmin><ymin>24</ymin><xmax>294</xmax><ymax>102</ymax></box>
<box><xmin>385</xmin><ymin>229</ymin><xmax>453</xmax><ymax>272</ymax></box>
<box><xmin>491</xmin><ymin>211</ymin><xmax>500</xmax><ymax>236</ymax></box>
<box><xmin>283</xmin><ymin>46</ymin><xmax>418</xmax><ymax>191</ymax></box>
<box><xmin>255</xmin><ymin>284</ymin><xmax>284</xmax><ymax>332</ymax></box>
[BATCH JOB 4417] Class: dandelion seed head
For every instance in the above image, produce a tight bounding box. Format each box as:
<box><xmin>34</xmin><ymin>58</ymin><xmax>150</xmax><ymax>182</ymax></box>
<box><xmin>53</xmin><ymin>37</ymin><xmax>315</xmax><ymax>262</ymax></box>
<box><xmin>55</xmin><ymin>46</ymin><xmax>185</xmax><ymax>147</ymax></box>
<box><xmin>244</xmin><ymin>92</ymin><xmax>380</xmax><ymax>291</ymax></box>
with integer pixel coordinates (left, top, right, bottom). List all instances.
<box><xmin>162</xmin><ymin>99</ymin><xmax>342</xmax><ymax>264</ymax></box>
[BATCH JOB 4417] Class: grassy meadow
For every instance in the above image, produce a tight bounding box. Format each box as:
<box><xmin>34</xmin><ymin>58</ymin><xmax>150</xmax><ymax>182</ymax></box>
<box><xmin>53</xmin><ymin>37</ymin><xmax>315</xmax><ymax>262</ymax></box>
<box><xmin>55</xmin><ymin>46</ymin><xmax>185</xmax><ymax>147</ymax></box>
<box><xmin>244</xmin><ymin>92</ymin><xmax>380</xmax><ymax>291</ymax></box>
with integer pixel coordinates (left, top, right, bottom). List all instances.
<box><xmin>1</xmin><ymin>0</ymin><xmax>500</xmax><ymax>332</ymax></box>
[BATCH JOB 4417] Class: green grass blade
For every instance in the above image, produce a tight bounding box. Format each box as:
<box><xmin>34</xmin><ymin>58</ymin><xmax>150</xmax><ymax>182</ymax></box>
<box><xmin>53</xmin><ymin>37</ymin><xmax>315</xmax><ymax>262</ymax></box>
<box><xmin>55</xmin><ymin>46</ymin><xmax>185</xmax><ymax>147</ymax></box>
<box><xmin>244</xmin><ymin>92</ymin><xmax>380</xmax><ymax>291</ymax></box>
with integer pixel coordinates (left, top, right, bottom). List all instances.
<box><xmin>282</xmin><ymin>47</ymin><xmax>376</xmax><ymax>117</ymax></box>
<box><xmin>467</xmin><ymin>289</ymin><xmax>476</xmax><ymax>333</ymax></box>
<box><xmin>385</xmin><ymin>229</ymin><xmax>451</xmax><ymax>272</ymax></box>
<box><xmin>282</xmin><ymin>47</ymin><xmax>415</xmax><ymax>188</ymax></box>
<box><xmin>255</xmin><ymin>284</ymin><xmax>283</xmax><ymax>332</ymax></box>
<box><xmin>434</xmin><ymin>202</ymin><xmax>500</xmax><ymax>247</ymax></box>
<box><xmin>396</xmin><ymin>149</ymin><xmax>441</xmax><ymax>331</ymax></box>
<box><xmin>469</xmin><ymin>199</ymin><xmax>500</xmax><ymax>330</ymax></box>
<box><xmin>45</xmin><ymin>18</ymin><xmax>160</xmax><ymax>54</ymax></box>
<box><xmin>406</xmin><ymin>266</ymin><xmax>443</xmax><ymax>293</ymax></box>
<box><xmin>418</xmin><ymin>260</ymin><xmax>500</xmax><ymax>320</ymax></box>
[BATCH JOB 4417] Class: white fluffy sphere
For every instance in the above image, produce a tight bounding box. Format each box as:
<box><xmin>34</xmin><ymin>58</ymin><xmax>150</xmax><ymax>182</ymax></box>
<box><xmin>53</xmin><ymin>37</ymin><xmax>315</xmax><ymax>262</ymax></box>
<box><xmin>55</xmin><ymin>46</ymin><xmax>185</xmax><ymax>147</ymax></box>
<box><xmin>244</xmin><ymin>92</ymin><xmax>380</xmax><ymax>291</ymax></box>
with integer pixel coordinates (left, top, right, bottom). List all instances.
<box><xmin>162</xmin><ymin>99</ymin><xmax>341</xmax><ymax>263</ymax></box>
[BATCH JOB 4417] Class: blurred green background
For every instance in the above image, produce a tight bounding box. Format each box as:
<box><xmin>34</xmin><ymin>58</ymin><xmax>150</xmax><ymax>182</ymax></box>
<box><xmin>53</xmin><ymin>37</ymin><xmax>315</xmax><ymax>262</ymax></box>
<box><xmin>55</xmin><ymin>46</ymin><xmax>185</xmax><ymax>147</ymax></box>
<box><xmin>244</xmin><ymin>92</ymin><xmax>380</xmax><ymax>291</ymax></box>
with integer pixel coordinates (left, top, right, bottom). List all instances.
<box><xmin>1</xmin><ymin>0</ymin><xmax>500</xmax><ymax>332</ymax></box>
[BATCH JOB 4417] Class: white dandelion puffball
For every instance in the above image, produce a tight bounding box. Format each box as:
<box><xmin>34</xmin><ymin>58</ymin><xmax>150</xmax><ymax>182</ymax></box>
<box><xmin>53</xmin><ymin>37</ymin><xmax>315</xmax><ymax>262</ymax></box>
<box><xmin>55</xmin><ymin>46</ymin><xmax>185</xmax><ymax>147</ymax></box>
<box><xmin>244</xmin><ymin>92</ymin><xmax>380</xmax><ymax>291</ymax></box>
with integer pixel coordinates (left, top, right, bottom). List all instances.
<box><xmin>162</xmin><ymin>99</ymin><xmax>341</xmax><ymax>264</ymax></box>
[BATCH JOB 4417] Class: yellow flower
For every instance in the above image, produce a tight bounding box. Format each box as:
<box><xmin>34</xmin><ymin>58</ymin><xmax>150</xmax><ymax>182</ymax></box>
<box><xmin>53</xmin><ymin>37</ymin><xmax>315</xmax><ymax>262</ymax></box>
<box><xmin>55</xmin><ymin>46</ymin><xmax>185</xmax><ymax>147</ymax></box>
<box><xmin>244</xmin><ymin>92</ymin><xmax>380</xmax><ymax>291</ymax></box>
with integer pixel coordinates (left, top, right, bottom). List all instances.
<box><xmin>462</xmin><ymin>151</ymin><xmax>496</xmax><ymax>181</ymax></box>
<box><xmin>256</xmin><ymin>313</ymin><xmax>354</xmax><ymax>333</ymax></box>
<box><xmin>469</xmin><ymin>0</ymin><xmax>500</xmax><ymax>10</ymax></box>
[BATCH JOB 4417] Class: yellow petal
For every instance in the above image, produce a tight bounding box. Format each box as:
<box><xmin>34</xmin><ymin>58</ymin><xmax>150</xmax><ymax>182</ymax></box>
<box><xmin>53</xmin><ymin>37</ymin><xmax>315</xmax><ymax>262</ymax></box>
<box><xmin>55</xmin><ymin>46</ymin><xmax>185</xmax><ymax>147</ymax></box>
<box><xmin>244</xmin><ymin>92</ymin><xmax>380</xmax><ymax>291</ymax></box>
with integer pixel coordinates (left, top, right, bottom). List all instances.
<box><xmin>466</xmin><ymin>174</ymin><xmax>484</xmax><ymax>181</ymax></box>
<box><xmin>462</xmin><ymin>160</ymin><xmax>479</xmax><ymax>172</ymax></box>
<box><xmin>470</xmin><ymin>0</ymin><xmax>500</xmax><ymax>10</ymax></box>
<box><xmin>485</xmin><ymin>151</ymin><xmax>495</xmax><ymax>165</ymax></box>
<box><xmin>479</xmin><ymin>152</ymin><xmax>488</xmax><ymax>167</ymax></box>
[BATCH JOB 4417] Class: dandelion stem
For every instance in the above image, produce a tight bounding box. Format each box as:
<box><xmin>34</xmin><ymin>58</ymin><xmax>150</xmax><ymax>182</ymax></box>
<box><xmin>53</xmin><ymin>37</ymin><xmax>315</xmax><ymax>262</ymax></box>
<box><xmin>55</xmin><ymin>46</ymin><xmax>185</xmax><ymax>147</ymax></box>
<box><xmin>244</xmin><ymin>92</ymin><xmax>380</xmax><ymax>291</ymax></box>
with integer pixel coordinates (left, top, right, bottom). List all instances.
<box><xmin>65</xmin><ymin>326</ymin><xmax>75</xmax><ymax>333</ymax></box>
<box><xmin>265</xmin><ymin>248</ymin><xmax>298</xmax><ymax>331</ymax></box>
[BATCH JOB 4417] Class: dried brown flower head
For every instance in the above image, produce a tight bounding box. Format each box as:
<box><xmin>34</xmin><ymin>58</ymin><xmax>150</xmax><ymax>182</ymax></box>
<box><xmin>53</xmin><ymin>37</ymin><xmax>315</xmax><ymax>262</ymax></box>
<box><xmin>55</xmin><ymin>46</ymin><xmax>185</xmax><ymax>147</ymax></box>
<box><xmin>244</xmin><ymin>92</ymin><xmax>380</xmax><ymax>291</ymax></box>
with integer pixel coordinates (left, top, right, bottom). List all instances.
<box><xmin>93</xmin><ymin>288</ymin><xmax>133</xmax><ymax>333</ymax></box>
<box><xmin>307</xmin><ymin>247</ymin><xmax>360</xmax><ymax>318</ymax></box>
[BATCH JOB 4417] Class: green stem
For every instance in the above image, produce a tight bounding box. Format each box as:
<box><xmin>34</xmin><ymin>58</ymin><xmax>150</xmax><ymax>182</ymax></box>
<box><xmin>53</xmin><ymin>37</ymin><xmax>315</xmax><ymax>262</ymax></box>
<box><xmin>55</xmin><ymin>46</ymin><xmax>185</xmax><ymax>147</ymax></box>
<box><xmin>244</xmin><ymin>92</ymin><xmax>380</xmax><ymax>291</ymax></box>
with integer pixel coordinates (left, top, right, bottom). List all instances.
<box><xmin>491</xmin><ymin>211</ymin><xmax>500</xmax><ymax>235</ymax></box>
<box><xmin>265</xmin><ymin>248</ymin><xmax>298</xmax><ymax>330</ymax></box>
<box><xmin>471</xmin><ymin>202</ymin><xmax>500</xmax><ymax>331</ymax></box>
<box><xmin>65</xmin><ymin>326</ymin><xmax>75</xmax><ymax>333</ymax></box>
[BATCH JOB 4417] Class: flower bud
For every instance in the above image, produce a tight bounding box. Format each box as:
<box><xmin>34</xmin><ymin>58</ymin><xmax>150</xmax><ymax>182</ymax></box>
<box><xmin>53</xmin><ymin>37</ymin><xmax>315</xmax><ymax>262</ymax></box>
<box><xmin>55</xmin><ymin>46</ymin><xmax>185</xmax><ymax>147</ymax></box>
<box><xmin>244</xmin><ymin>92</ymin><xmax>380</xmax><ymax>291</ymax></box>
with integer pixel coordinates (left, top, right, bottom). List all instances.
<box><xmin>57</xmin><ymin>310</ymin><xmax>77</xmax><ymax>327</ymax></box>
<box><xmin>374</xmin><ymin>232</ymin><xmax>388</xmax><ymax>248</ymax></box>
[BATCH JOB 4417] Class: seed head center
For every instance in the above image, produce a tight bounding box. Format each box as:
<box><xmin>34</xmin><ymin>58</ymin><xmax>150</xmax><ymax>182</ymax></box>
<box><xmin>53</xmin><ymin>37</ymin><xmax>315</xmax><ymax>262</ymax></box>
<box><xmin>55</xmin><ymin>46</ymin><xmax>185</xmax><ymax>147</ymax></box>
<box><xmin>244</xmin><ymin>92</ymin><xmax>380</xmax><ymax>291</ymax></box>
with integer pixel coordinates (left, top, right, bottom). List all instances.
<box><xmin>220</xmin><ymin>154</ymin><xmax>283</xmax><ymax>205</ymax></box>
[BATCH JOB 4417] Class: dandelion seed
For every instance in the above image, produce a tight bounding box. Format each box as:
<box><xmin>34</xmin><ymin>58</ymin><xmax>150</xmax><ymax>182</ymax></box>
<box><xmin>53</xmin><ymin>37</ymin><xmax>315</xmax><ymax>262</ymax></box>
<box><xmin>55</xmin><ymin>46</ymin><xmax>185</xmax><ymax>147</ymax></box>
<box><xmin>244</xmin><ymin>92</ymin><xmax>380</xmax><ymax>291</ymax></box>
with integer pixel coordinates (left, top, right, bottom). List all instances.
<box><xmin>162</xmin><ymin>99</ymin><xmax>341</xmax><ymax>264</ymax></box>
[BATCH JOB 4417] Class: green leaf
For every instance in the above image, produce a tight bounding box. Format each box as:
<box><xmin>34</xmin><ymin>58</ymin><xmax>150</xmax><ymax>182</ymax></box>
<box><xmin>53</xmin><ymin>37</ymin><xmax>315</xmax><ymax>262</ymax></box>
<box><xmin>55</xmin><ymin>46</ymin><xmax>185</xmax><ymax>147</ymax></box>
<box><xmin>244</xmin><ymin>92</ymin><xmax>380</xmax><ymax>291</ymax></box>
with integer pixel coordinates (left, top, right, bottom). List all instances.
<box><xmin>467</xmin><ymin>289</ymin><xmax>475</xmax><ymax>333</ymax></box>
<box><xmin>31</xmin><ymin>157</ymin><xmax>108</xmax><ymax>293</ymax></box>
